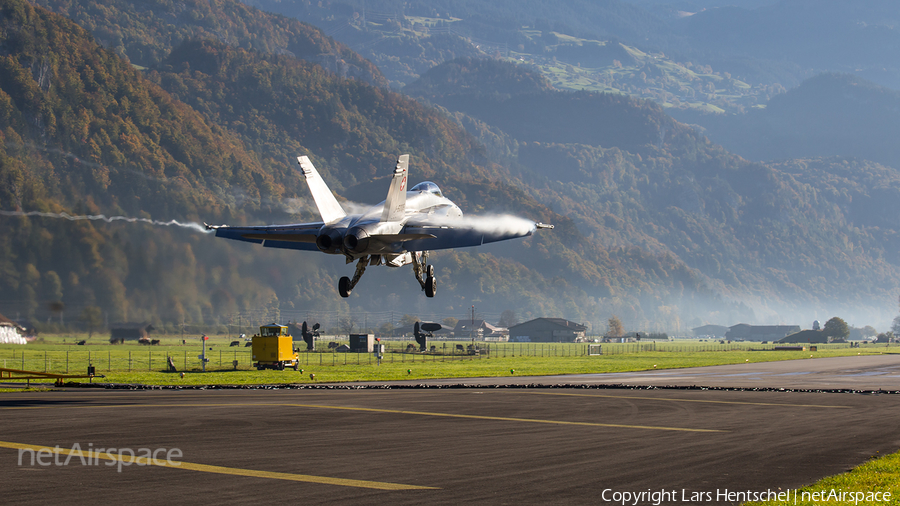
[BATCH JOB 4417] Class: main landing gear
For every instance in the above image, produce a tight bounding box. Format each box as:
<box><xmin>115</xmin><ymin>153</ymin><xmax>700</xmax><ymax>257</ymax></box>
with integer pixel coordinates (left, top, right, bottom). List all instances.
<box><xmin>413</xmin><ymin>252</ymin><xmax>437</xmax><ymax>298</ymax></box>
<box><xmin>338</xmin><ymin>256</ymin><xmax>369</xmax><ymax>298</ymax></box>
<box><xmin>337</xmin><ymin>252</ymin><xmax>437</xmax><ymax>298</ymax></box>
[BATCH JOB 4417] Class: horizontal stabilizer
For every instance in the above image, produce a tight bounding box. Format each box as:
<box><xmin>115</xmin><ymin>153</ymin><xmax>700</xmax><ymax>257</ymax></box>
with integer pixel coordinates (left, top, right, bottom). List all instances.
<box><xmin>298</xmin><ymin>156</ymin><xmax>346</xmax><ymax>224</ymax></box>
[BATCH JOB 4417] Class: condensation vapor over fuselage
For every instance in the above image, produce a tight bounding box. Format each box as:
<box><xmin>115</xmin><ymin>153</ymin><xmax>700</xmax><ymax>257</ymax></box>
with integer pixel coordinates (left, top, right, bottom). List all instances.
<box><xmin>317</xmin><ymin>181</ymin><xmax>462</xmax><ymax>258</ymax></box>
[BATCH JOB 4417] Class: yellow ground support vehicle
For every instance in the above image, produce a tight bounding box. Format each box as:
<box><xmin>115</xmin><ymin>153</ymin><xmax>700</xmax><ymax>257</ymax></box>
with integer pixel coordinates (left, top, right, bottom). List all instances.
<box><xmin>252</xmin><ymin>324</ymin><xmax>300</xmax><ymax>370</ymax></box>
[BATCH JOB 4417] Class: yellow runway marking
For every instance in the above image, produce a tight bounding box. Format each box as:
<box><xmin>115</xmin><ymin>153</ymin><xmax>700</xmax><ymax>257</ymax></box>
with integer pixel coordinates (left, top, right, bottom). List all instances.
<box><xmin>1</xmin><ymin>401</ymin><xmax>724</xmax><ymax>432</ymax></box>
<box><xmin>0</xmin><ymin>440</ymin><xmax>435</xmax><ymax>490</ymax></box>
<box><xmin>528</xmin><ymin>391</ymin><xmax>851</xmax><ymax>409</ymax></box>
<box><xmin>278</xmin><ymin>403</ymin><xmax>725</xmax><ymax>432</ymax></box>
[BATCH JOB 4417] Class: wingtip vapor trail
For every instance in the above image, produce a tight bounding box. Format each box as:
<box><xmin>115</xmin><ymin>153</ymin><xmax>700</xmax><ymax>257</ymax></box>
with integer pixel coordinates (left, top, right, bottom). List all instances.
<box><xmin>428</xmin><ymin>213</ymin><xmax>540</xmax><ymax>236</ymax></box>
<box><xmin>0</xmin><ymin>211</ymin><xmax>213</xmax><ymax>234</ymax></box>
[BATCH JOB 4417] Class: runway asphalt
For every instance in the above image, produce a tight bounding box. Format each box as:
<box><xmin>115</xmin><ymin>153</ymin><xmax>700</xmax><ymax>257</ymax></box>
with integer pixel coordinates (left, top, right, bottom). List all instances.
<box><xmin>342</xmin><ymin>354</ymin><xmax>900</xmax><ymax>391</ymax></box>
<box><xmin>1</xmin><ymin>355</ymin><xmax>899</xmax><ymax>505</ymax></box>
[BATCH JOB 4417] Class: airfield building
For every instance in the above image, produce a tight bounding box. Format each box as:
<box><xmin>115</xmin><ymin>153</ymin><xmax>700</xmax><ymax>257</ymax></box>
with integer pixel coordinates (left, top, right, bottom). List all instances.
<box><xmin>109</xmin><ymin>322</ymin><xmax>155</xmax><ymax>341</ymax></box>
<box><xmin>692</xmin><ymin>325</ymin><xmax>729</xmax><ymax>338</ymax></box>
<box><xmin>508</xmin><ymin>318</ymin><xmax>587</xmax><ymax>343</ymax></box>
<box><xmin>453</xmin><ymin>320</ymin><xmax>507</xmax><ymax>340</ymax></box>
<box><xmin>725</xmin><ymin>324</ymin><xmax>801</xmax><ymax>342</ymax></box>
<box><xmin>777</xmin><ymin>330</ymin><xmax>828</xmax><ymax>344</ymax></box>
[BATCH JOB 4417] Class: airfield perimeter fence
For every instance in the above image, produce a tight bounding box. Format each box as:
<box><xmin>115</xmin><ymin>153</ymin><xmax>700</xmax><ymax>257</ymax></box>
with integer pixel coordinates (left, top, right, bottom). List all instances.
<box><xmin>0</xmin><ymin>341</ymin><xmax>884</xmax><ymax>376</ymax></box>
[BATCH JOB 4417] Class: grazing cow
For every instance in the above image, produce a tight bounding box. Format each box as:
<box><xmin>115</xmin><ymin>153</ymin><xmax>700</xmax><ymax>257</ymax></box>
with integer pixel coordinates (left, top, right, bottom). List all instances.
<box><xmin>230</xmin><ymin>341</ymin><xmax>240</xmax><ymax>347</ymax></box>
<box><xmin>139</xmin><ymin>338</ymin><xmax>151</xmax><ymax>345</ymax></box>
<box><xmin>244</xmin><ymin>341</ymin><xmax>252</xmax><ymax>347</ymax></box>
<box><xmin>150</xmin><ymin>339</ymin><xmax>160</xmax><ymax>345</ymax></box>
<box><xmin>76</xmin><ymin>340</ymin><xmax>86</xmax><ymax>346</ymax></box>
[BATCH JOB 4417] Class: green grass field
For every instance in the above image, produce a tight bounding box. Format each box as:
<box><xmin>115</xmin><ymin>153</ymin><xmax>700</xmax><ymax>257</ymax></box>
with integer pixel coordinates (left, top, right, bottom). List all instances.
<box><xmin>746</xmin><ymin>451</ymin><xmax>900</xmax><ymax>506</ymax></box>
<box><xmin>1</xmin><ymin>335</ymin><xmax>895</xmax><ymax>386</ymax></box>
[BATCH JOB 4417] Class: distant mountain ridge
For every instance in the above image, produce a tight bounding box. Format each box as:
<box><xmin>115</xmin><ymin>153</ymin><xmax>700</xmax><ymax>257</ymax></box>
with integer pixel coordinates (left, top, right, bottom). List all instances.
<box><xmin>242</xmin><ymin>0</ymin><xmax>900</xmax><ymax>112</ymax></box>
<box><xmin>405</xmin><ymin>58</ymin><xmax>900</xmax><ymax>326</ymax></box>
<box><xmin>406</xmin><ymin>57</ymin><xmax>680</xmax><ymax>153</ymax></box>
<box><xmin>402</xmin><ymin>56</ymin><xmax>555</xmax><ymax>97</ymax></box>
<box><xmin>675</xmin><ymin>0</ymin><xmax>900</xmax><ymax>88</ymax></box>
<box><xmin>675</xmin><ymin>73</ymin><xmax>900</xmax><ymax>170</ymax></box>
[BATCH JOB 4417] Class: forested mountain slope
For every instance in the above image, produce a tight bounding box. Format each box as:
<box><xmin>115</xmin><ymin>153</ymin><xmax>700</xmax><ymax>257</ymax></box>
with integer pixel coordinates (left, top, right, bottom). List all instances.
<box><xmin>1</xmin><ymin>0</ymin><xmax>733</xmax><ymax>333</ymax></box>
<box><xmin>30</xmin><ymin>0</ymin><xmax>388</xmax><ymax>87</ymax></box>
<box><xmin>0</xmin><ymin>0</ymin><xmax>282</xmax><ymax>324</ymax></box>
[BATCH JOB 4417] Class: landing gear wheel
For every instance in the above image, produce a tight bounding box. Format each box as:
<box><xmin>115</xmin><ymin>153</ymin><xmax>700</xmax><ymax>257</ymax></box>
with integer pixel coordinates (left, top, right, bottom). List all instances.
<box><xmin>339</xmin><ymin>276</ymin><xmax>351</xmax><ymax>298</ymax></box>
<box><xmin>426</xmin><ymin>264</ymin><xmax>434</xmax><ymax>279</ymax></box>
<box><xmin>425</xmin><ymin>275</ymin><xmax>437</xmax><ymax>298</ymax></box>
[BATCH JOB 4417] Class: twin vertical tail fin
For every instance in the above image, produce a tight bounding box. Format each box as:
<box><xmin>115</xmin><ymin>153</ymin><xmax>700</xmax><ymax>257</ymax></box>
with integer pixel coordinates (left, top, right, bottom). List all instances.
<box><xmin>381</xmin><ymin>154</ymin><xmax>409</xmax><ymax>222</ymax></box>
<box><xmin>297</xmin><ymin>156</ymin><xmax>347</xmax><ymax>224</ymax></box>
<box><xmin>298</xmin><ymin>154</ymin><xmax>410</xmax><ymax>224</ymax></box>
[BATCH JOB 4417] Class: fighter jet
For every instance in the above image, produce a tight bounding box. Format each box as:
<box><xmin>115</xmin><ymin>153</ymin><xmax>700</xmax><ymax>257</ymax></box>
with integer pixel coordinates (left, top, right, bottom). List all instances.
<box><xmin>206</xmin><ymin>155</ymin><xmax>552</xmax><ymax>297</ymax></box>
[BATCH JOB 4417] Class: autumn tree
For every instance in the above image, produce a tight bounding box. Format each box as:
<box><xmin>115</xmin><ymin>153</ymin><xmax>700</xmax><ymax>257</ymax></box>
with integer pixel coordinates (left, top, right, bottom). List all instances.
<box><xmin>338</xmin><ymin>315</ymin><xmax>357</xmax><ymax>336</ymax></box>
<box><xmin>891</xmin><ymin>296</ymin><xmax>900</xmax><ymax>336</ymax></box>
<box><xmin>399</xmin><ymin>314</ymin><xmax>420</xmax><ymax>327</ymax></box>
<box><xmin>606</xmin><ymin>315</ymin><xmax>624</xmax><ymax>338</ymax></box>
<box><xmin>498</xmin><ymin>310</ymin><xmax>518</xmax><ymax>327</ymax></box>
<box><xmin>79</xmin><ymin>306</ymin><xmax>103</xmax><ymax>339</ymax></box>
<box><xmin>822</xmin><ymin>317</ymin><xmax>849</xmax><ymax>343</ymax></box>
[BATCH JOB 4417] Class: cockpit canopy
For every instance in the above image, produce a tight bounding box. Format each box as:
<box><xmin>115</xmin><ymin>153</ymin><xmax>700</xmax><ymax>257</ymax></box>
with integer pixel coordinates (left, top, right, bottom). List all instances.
<box><xmin>411</xmin><ymin>181</ymin><xmax>443</xmax><ymax>197</ymax></box>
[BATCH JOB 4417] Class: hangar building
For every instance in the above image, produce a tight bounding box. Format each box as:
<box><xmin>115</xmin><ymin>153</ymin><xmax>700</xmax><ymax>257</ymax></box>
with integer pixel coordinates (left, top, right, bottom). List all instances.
<box><xmin>725</xmin><ymin>324</ymin><xmax>801</xmax><ymax>341</ymax></box>
<box><xmin>508</xmin><ymin>318</ymin><xmax>587</xmax><ymax>343</ymax></box>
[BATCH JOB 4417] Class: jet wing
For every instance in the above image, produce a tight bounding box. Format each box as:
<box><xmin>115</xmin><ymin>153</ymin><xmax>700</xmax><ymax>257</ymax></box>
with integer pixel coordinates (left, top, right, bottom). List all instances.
<box><xmin>206</xmin><ymin>223</ymin><xmax>322</xmax><ymax>251</ymax></box>
<box><xmin>400</xmin><ymin>216</ymin><xmax>538</xmax><ymax>252</ymax></box>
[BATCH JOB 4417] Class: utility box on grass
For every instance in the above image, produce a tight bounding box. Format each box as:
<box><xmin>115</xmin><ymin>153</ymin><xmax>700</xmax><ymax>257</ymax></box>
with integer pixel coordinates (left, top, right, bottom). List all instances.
<box><xmin>350</xmin><ymin>334</ymin><xmax>374</xmax><ymax>353</ymax></box>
